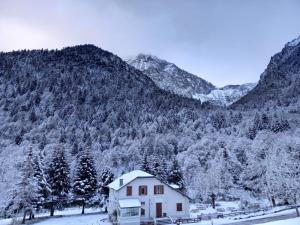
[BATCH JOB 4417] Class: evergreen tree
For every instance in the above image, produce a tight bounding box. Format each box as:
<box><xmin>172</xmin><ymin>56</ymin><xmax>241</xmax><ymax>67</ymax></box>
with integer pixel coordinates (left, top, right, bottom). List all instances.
<box><xmin>159</xmin><ymin>159</ymin><xmax>168</xmax><ymax>182</ymax></box>
<box><xmin>99</xmin><ymin>167</ymin><xmax>114</xmax><ymax>211</ymax></box>
<box><xmin>47</xmin><ymin>147</ymin><xmax>70</xmax><ymax>216</ymax></box>
<box><xmin>151</xmin><ymin>159</ymin><xmax>168</xmax><ymax>182</ymax></box>
<box><xmin>140</xmin><ymin>154</ymin><xmax>151</xmax><ymax>174</ymax></box>
<box><xmin>168</xmin><ymin>159</ymin><xmax>185</xmax><ymax>192</ymax></box>
<box><xmin>32</xmin><ymin>153</ymin><xmax>51</xmax><ymax>211</ymax></box>
<box><xmin>9</xmin><ymin>148</ymin><xmax>38</xmax><ymax>224</ymax></box>
<box><xmin>73</xmin><ymin>150</ymin><xmax>98</xmax><ymax>214</ymax></box>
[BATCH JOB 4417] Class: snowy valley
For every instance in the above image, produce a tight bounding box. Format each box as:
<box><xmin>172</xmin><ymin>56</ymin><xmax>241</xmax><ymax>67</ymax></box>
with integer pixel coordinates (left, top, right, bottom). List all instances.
<box><xmin>0</xmin><ymin>36</ymin><xmax>300</xmax><ymax>225</ymax></box>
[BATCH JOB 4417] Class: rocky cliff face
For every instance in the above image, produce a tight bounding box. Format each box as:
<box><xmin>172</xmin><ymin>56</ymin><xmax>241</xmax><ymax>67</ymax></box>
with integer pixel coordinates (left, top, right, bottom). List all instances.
<box><xmin>127</xmin><ymin>54</ymin><xmax>215</xmax><ymax>98</ymax></box>
<box><xmin>128</xmin><ymin>54</ymin><xmax>256</xmax><ymax>106</ymax></box>
<box><xmin>233</xmin><ymin>36</ymin><xmax>300</xmax><ymax>109</ymax></box>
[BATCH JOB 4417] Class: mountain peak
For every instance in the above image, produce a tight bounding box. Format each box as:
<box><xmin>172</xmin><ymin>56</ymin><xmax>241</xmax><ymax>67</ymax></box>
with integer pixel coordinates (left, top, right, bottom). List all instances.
<box><xmin>127</xmin><ymin>54</ymin><xmax>215</xmax><ymax>98</ymax></box>
<box><xmin>233</xmin><ymin>35</ymin><xmax>300</xmax><ymax>108</ymax></box>
<box><xmin>285</xmin><ymin>35</ymin><xmax>300</xmax><ymax>48</ymax></box>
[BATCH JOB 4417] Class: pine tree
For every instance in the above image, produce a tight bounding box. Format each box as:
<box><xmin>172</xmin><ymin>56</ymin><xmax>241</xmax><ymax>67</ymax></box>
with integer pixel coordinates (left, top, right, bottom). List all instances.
<box><xmin>159</xmin><ymin>159</ymin><xmax>168</xmax><ymax>182</ymax></box>
<box><xmin>168</xmin><ymin>159</ymin><xmax>185</xmax><ymax>192</ymax></box>
<box><xmin>47</xmin><ymin>147</ymin><xmax>70</xmax><ymax>216</ymax></box>
<box><xmin>32</xmin><ymin>153</ymin><xmax>51</xmax><ymax>211</ymax></box>
<box><xmin>73</xmin><ymin>150</ymin><xmax>98</xmax><ymax>214</ymax></box>
<box><xmin>140</xmin><ymin>154</ymin><xmax>151</xmax><ymax>174</ymax></box>
<box><xmin>9</xmin><ymin>148</ymin><xmax>38</xmax><ymax>224</ymax></box>
<box><xmin>99</xmin><ymin>167</ymin><xmax>114</xmax><ymax>211</ymax></box>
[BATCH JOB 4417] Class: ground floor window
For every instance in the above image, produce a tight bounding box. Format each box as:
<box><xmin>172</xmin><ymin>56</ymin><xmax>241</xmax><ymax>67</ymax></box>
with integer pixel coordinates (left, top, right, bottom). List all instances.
<box><xmin>121</xmin><ymin>207</ymin><xmax>140</xmax><ymax>217</ymax></box>
<box><xmin>141</xmin><ymin>202</ymin><xmax>145</xmax><ymax>216</ymax></box>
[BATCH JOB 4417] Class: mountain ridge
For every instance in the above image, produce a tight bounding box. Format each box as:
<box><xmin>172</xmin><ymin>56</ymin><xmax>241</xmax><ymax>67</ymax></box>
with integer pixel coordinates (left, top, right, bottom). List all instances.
<box><xmin>233</xmin><ymin>35</ymin><xmax>300</xmax><ymax>109</ymax></box>
<box><xmin>127</xmin><ymin>54</ymin><xmax>256</xmax><ymax>106</ymax></box>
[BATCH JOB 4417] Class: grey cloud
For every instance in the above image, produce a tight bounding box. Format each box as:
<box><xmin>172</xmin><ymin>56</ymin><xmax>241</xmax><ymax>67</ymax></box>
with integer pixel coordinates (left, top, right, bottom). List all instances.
<box><xmin>0</xmin><ymin>0</ymin><xmax>300</xmax><ymax>86</ymax></box>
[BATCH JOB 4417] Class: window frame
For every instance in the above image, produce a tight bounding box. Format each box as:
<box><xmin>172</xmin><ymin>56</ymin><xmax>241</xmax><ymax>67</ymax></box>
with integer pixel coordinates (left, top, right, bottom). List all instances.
<box><xmin>139</xmin><ymin>185</ymin><xmax>148</xmax><ymax>195</ymax></box>
<box><xmin>176</xmin><ymin>203</ymin><xmax>183</xmax><ymax>212</ymax></box>
<box><xmin>154</xmin><ymin>185</ymin><xmax>164</xmax><ymax>195</ymax></box>
<box><xmin>126</xmin><ymin>186</ymin><xmax>132</xmax><ymax>196</ymax></box>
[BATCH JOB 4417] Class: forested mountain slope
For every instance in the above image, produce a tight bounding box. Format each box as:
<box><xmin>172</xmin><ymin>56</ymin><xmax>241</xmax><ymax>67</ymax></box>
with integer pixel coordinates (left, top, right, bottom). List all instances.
<box><xmin>233</xmin><ymin>36</ymin><xmax>300</xmax><ymax>109</ymax></box>
<box><xmin>0</xmin><ymin>41</ymin><xmax>299</xmax><ymax>211</ymax></box>
<box><xmin>0</xmin><ymin>45</ymin><xmax>204</xmax><ymax>205</ymax></box>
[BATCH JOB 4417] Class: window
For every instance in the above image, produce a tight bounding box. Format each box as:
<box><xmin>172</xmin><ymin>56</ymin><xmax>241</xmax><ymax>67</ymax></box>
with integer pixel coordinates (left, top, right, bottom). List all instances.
<box><xmin>139</xmin><ymin>186</ymin><xmax>147</xmax><ymax>195</ymax></box>
<box><xmin>141</xmin><ymin>202</ymin><xmax>145</xmax><ymax>216</ymax></box>
<box><xmin>121</xmin><ymin>207</ymin><xmax>140</xmax><ymax>217</ymax></box>
<box><xmin>176</xmin><ymin>203</ymin><xmax>183</xmax><ymax>212</ymax></box>
<box><xmin>126</xmin><ymin>186</ymin><xmax>132</xmax><ymax>196</ymax></box>
<box><xmin>154</xmin><ymin>185</ymin><xmax>164</xmax><ymax>195</ymax></box>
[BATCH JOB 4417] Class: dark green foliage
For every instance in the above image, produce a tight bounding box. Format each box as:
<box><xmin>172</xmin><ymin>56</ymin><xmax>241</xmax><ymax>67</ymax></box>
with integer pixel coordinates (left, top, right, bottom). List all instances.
<box><xmin>73</xmin><ymin>150</ymin><xmax>98</xmax><ymax>199</ymax></box>
<box><xmin>47</xmin><ymin>148</ymin><xmax>70</xmax><ymax>201</ymax></box>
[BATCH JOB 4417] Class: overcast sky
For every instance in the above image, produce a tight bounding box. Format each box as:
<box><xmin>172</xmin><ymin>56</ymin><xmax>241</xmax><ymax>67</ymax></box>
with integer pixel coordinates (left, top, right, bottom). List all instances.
<box><xmin>0</xmin><ymin>0</ymin><xmax>300</xmax><ymax>86</ymax></box>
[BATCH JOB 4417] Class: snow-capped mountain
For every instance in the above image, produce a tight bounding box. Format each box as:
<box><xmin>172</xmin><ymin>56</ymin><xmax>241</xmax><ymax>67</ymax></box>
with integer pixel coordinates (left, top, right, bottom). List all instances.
<box><xmin>233</xmin><ymin>35</ymin><xmax>300</xmax><ymax>108</ymax></box>
<box><xmin>127</xmin><ymin>54</ymin><xmax>215</xmax><ymax>98</ymax></box>
<box><xmin>128</xmin><ymin>54</ymin><xmax>255</xmax><ymax>106</ymax></box>
<box><xmin>195</xmin><ymin>83</ymin><xmax>256</xmax><ymax>106</ymax></box>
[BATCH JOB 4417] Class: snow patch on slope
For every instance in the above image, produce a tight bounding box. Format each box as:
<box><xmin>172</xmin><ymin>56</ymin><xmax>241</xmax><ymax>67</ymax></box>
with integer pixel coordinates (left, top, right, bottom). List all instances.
<box><xmin>194</xmin><ymin>83</ymin><xmax>256</xmax><ymax>106</ymax></box>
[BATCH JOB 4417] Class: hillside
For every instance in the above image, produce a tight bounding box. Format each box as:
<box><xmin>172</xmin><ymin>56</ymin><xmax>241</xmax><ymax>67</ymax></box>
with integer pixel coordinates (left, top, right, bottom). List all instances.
<box><xmin>195</xmin><ymin>83</ymin><xmax>256</xmax><ymax>106</ymax></box>
<box><xmin>127</xmin><ymin>54</ymin><xmax>215</xmax><ymax>98</ymax></box>
<box><xmin>0</xmin><ymin>45</ymin><xmax>204</xmax><ymax>205</ymax></box>
<box><xmin>128</xmin><ymin>54</ymin><xmax>255</xmax><ymax>106</ymax></box>
<box><xmin>233</xmin><ymin>36</ymin><xmax>300</xmax><ymax>108</ymax></box>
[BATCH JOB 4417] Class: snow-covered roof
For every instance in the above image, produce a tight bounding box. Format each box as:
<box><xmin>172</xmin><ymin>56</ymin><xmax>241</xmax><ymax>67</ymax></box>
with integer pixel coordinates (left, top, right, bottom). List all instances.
<box><xmin>170</xmin><ymin>184</ymin><xmax>180</xmax><ymax>189</ymax></box>
<box><xmin>108</xmin><ymin>170</ymin><xmax>153</xmax><ymax>190</ymax></box>
<box><xmin>119</xmin><ymin>199</ymin><xmax>141</xmax><ymax>208</ymax></box>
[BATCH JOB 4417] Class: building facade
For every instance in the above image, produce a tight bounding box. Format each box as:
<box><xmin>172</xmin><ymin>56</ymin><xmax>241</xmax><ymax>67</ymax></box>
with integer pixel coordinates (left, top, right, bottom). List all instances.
<box><xmin>108</xmin><ymin>170</ymin><xmax>190</xmax><ymax>225</ymax></box>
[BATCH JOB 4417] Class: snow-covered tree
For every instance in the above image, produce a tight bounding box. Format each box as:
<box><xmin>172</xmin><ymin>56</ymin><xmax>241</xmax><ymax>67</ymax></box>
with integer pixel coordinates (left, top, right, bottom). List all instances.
<box><xmin>168</xmin><ymin>159</ymin><xmax>185</xmax><ymax>192</ymax></box>
<box><xmin>140</xmin><ymin>154</ymin><xmax>151</xmax><ymax>174</ymax></box>
<box><xmin>99</xmin><ymin>167</ymin><xmax>114</xmax><ymax>211</ymax></box>
<box><xmin>73</xmin><ymin>150</ymin><xmax>98</xmax><ymax>214</ymax></box>
<box><xmin>32</xmin><ymin>153</ymin><xmax>51</xmax><ymax>211</ymax></box>
<box><xmin>7</xmin><ymin>148</ymin><xmax>38</xmax><ymax>224</ymax></box>
<box><xmin>47</xmin><ymin>147</ymin><xmax>70</xmax><ymax>216</ymax></box>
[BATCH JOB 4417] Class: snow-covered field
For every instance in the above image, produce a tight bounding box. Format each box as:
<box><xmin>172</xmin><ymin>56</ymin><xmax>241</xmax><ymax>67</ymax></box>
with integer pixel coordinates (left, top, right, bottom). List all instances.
<box><xmin>255</xmin><ymin>217</ymin><xmax>300</xmax><ymax>225</ymax></box>
<box><xmin>34</xmin><ymin>213</ymin><xmax>109</xmax><ymax>225</ymax></box>
<box><xmin>0</xmin><ymin>208</ymin><xmax>108</xmax><ymax>225</ymax></box>
<box><xmin>0</xmin><ymin>203</ymin><xmax>298</xmax><ymax>225</ymax></box>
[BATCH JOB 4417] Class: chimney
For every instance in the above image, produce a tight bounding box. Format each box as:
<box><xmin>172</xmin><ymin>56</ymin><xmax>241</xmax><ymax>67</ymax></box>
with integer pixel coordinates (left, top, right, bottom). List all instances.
<box><xmin>119</xmin><ymin>179</ymin><xmax>123</xmax><ymax>187</ymax></box>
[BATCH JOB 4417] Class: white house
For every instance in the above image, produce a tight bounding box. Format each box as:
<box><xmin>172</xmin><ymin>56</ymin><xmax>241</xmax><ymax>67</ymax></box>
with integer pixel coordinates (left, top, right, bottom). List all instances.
<box><xmin>107</xmin><ymin>170</ymin><xmax>190</xmax><ymax>225</ymax></box>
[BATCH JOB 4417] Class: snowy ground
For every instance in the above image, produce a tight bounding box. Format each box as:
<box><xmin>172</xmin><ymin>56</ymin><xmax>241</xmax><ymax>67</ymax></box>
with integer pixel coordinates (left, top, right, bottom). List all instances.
<box><xmin>33</xmin><ymin>213</ymin><xmax>109</xmax><ymax>225</ymax></box>
<box><xmin>0</xmin><ymin>203</ymin><xmax>298</xmax><ymax>225</ymax></box>
<box><xmin>0</xmin><ymin>208</ymin><xmax>109</xmax><ymax>225</ymax></box>
<box><xmin>255</xmin><ymin>217</ymin><xmax>300</xmax><ymax>225</ymax></box>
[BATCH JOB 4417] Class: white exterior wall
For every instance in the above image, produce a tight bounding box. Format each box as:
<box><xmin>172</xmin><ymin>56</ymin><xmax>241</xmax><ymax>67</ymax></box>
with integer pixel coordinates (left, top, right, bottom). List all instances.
<box><xmin>108</xmin><ymin>188</ymin><xmax>119</xmax><ymax>216</ymax></box>
<box><xmin>109</xmin><ymin>177</ymin><xmax>189</xmax><ymax>220</ymax></box>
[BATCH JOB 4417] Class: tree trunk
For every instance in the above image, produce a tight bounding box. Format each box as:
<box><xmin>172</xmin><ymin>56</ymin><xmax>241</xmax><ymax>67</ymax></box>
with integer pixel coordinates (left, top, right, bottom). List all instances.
<box><xmin>21</xmin><ymin>210</ymin><xmax>26</xmax><ymax>224</ymax></box>
<box><xmin>211</xmin><ymin>193</ymin><xmax>216</xmax><ymax>209</ymax></box>
<box><xmin>294</xmin><ymin>194</ymin><xmax>299</xmax><ymax>217</ymax></box>
<box><xmin>50</xmin><ymin>204</ymin><xmax>54</xmax><ymax>217</ymax></box>
<box><xmin>81</xmin><ymin>200</ymin><xmax>85</xmax><ymax>214</ymax></box>
<box><xmin>271</xmin><ymin>196</ymin><xmax>276</xmax><ymax>207</ymax></box>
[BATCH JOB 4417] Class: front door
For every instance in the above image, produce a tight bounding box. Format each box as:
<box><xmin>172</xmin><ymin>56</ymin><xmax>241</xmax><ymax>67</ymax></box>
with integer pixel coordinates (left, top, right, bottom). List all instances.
<box><xmin>156</xmin><ymin>203</ymin><xmax>162</xmax><ymax>218</ymax></box>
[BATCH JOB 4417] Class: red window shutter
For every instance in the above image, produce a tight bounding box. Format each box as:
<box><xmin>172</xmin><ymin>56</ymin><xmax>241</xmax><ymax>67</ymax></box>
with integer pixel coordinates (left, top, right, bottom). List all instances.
<box><xmin>139</xmin><ymin>186</ymin><xmax>141</xmax><ymax>195</ymax></box>
<box><xmin>154</xmin><ymin>186</ymin><xmax>157</xmax><ymax>195</ymax></box>
<box><xmin>161</xmin><ymin>185</ymin><xmax>164</xmax><ymax>194</ymax></box>
<box><xmin>145</xmin><ymin>186</ymin><xmax>147</xmax><ymax>195</ymax></box>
